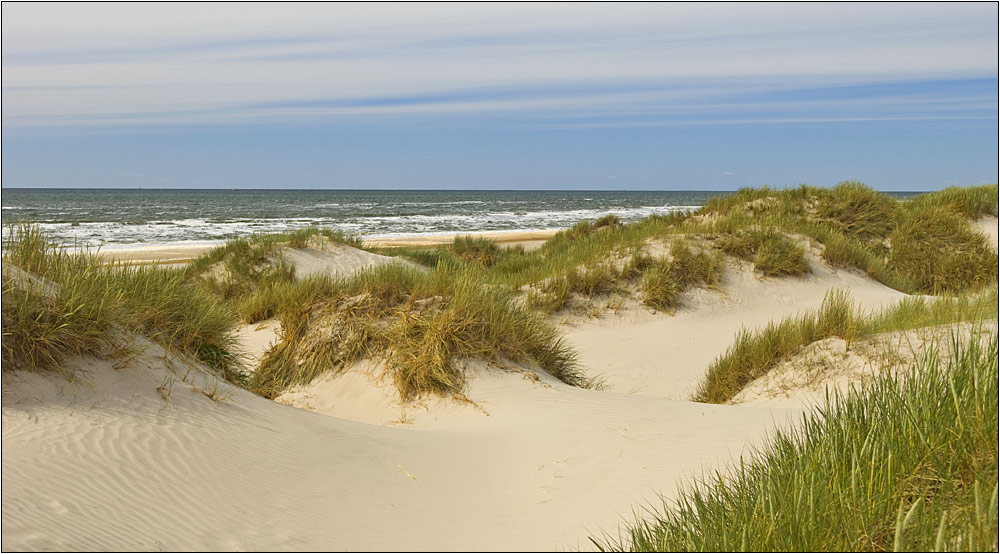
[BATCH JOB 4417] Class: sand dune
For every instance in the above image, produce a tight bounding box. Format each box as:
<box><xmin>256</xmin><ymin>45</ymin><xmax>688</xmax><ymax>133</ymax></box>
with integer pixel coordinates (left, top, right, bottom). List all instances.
<box><xmin>2</xmin><ymin>336</ymin><xmax>789</xmax><ymax>551</ymax></box>
<box><xmin>731</xmin><ymin>321</ymin><xmax>998</xmax><ymax>410</ymax></box>
<box><xmin>562</xmin><ymin>247</ymin><xmax>906</xmax><ymax>400</ymax></box>
<box><xmin>5</xmin><ymin>219</ymin><xmax>996</xmax><ymax>551</ymax></box>
<box><xmin>279</xmin><ymin>243</ymin><xmax>420</xmax><ymax>280</ymax></box>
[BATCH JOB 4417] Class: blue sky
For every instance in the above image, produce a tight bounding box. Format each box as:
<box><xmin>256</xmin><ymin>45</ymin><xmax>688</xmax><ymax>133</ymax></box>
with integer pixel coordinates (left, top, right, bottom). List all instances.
<box><xmin>2</xmin><ymin>3</ymin><xmax>997</xmax><ymax>191</ymax></box>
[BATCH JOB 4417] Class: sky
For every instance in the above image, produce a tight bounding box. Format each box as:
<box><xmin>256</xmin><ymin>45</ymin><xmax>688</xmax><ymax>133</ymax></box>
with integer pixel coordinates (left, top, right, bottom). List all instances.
<box><xmin>1</xmin><ymin>2</ymin><xmax>997</xmax><ymax>191</ymax></box>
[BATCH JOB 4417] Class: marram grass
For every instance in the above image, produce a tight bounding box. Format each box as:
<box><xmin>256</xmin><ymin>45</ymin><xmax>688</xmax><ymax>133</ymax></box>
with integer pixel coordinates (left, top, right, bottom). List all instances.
<box><xmin>594</xmin><ymin>331</ymin><xmax>999</xmax><ymax>552</ymax></box>
<box><xmin>694</xmin><ymin>288</ymin><xmax>999</xmax><ymax>404</ymax></box>
<box><xmin>2</xmin><ymin>223</ymin><xmax>242</xmax><ymax>381</ymax></box>
<box><xmin>250</xmin><ymin>264</ymin><xmax>586</xmax><ymax>400</ymax></box>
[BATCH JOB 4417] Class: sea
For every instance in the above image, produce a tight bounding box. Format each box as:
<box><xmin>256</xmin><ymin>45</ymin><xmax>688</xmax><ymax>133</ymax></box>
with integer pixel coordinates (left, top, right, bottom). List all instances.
<box><xmin>2</xmin><ymin>188</ymin><xmax>921</xmax><ymax>249</ymax></box>
<box><xmin>0</xmin><ymin>188</ymin><xmax>727</xmax><ymax>249</ymax></box>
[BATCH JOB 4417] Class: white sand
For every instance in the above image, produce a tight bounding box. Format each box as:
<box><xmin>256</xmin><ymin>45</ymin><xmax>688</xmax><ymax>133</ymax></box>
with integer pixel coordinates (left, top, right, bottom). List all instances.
<box><xmin>1</xmin><ymin>338</ymin><xmax>789</xmax><ymax>551</ymax></box>
<box><xmin>562</xmin><ymin>247</ymin><xmax>906</xmax><ymax>399</ymax></box>
<box><xmin>97</xmin><ymin>229</ymin><xmax>560</xmax><ymax>267</ymax></box>
<box><xmin>367</xmin><ymin>229</ymin><xmax>557</xmax><ymax>251</ymax></box>
<box><xmin>972</xmin><ymin>215</ymin><xmax>999</xmax><ymax>252</ymax></box>
<box><xmin>232</xmin><ymin>319</ymin><xmax>281</xmax><ymax>367</ymax></box>
<box><xmin>5</xmin><ymin>222</ymin><xmax>994</xmax><ymax>550</ymax></box>
<box><xmin>731</xmin><ymin>321</ymin><xmax>998</xmax><ymax>410</ymax></box>
<box><xmin>278</xmin><ymin>243</ymin><xmax>418</xmax><ymax>280</ymax></box>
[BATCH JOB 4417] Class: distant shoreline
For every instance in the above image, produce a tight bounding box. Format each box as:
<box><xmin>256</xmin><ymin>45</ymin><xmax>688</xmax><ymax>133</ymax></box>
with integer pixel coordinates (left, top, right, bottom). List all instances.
<box><xmin>99</xmin><ymin>228</ymin><xmax>561</xmax><ymax>265</ymax></box>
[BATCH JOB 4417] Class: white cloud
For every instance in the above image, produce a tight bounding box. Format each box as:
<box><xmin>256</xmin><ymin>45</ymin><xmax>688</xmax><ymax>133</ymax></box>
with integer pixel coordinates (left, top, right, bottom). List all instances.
<box><xmin>1</xmin><ymin>3</ymin><xmax>997</xmax><ymax>129</ymax></box>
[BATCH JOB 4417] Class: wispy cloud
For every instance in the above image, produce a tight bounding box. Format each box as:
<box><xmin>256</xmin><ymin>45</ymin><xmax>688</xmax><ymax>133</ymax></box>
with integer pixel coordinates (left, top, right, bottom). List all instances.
<box><xmin>2</xmin><ymin>3</ymin><xmax>997</xmax><ymax>131</ymax></box>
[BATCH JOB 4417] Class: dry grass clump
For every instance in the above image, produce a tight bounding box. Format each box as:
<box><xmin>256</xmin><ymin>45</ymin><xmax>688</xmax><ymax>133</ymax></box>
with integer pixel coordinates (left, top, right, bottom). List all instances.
<box><xmin>641</xmin><ymin>264</ymin><xmax>680</xmax><ymax>311</ymax></box>
<box><xmin>569</xmin><ymin>263</ymin><xmax>619</xmax><ymax>297</ymax></box>
<box><xmin>2</xmin><ymin>223</ymin><xmax>241</xmax><ymax>380</ymax></box>
<box><xmin>451</xmin><ymin>235</ymin><xmax>503</xmax><ymax>267</ymax></box>
<box><xmin>596</xmin><ymin>331</ymin><xmax>999</xmax><ymax>552</ymax></box>
<box><xmin>636</xmin><ymin>240</ymin><xmax>723</xmax><ymax>311</ymax></box>
<box><xmin>185</xmin><ymin>237</ymin><xmax>293</xmax><ymax>303</ymax></box>
<box><xmin>594</xmin><ymin>213</ymin><xmax>623</xmax><ymax>229</ymax></box>
<box><xmin>540</xmin><ymin>213</ymin><xmax>626</xmax><ymax>252</ymax></box>
<box><xmin>717</xmin><ymin>228</ymin><xmax>811</xmax><ymax>277</ymax></box>
<box><xmin>2</xmin><ymin>268</ymin><xmax>123</xmax><ymax>373</ymax></box>
<box><xmin>251</xmin><ymin>264</ymin><xmax>584</xmax><ymax>400</ymax></box>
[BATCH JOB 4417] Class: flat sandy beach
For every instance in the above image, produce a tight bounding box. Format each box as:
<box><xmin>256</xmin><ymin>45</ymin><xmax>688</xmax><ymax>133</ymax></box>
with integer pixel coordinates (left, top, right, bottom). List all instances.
<box><xmin>97</xmin><ymin>229</ymin><xmax>560</xmax><ymax>265</ymax></box>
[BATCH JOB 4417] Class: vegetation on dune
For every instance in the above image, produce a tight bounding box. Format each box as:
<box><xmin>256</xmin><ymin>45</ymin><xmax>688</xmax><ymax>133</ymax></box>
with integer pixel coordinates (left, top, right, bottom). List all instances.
<box><xmin>694</xmin><ymin>288</ymin><xmax>999</xmax><ymax>404</ymax></box>
<box><xmin>184</xmin><ymin>226</ymin><xmax>363</xmax><ymax>324</ymax></box>
<box><xmin>889</xmin><ymin>205</ymin><xmax>998</xmax><ymax>294</ymax></box>
<box><xmin>250</xmin><ymin>263</ymin><xmax>585</xmax><ymax>400</ymax></box>
<box><xmin>2</xmin><ymin>223</ymin><xmax>241</xmax><ymax>381</ymax></box>
<box><xmin>813</xmin><ymin>180</ymin><xmax>901</xmax><ymax>241</ymax></box>
<box><xmin>717</xmin><ymin>227</ymin><xmax>811</xmax><ymax>277</ymax></box>
<box><xmin>699</xmin><ymin>182</ymin><xmax>998</xmax><ymax>294</ymax></box>
<box><xmin>634</xmin><ymin>240</ymin><xmax>724</xmax><ymax>311</ymax></box>
<box><xmin>907</xmin><ymin>184</ymin><xmax>1000</xmax><ymax>219</ymax></box>
<box><xmin>451</xmin><ymin>235</ymin><xmax>505</xmax><ymax>267</ymax></box>
<box><xmin>384</xmin><ymin>182</ymin><xmax>995</xmax><ymax>318</ymax></box>
<box><xmin>216</xmin><ymin>183</ymin><xmax>995</xmax><ymax>399</ymax></box>
<box><xmin>4</xmin><ymin>186</ymin><xmax>997</xmax><ymax>551</ymax></box>
<box><xmin>594</xmin><ymin>331</ymin><xmax>999</xmax><ymax>552</ymax></box>
<box><xmin>4</xmin><ymin>182</ymin><xmax>996</xmax><ymax>402</ymax></box>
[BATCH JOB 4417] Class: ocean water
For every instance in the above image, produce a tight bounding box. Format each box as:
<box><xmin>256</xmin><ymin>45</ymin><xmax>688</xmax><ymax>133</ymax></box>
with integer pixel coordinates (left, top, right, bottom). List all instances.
<box><xmin>1</xmin><ymin>189</ymin><xmax>726</xmax><ymax>249</ymax></box>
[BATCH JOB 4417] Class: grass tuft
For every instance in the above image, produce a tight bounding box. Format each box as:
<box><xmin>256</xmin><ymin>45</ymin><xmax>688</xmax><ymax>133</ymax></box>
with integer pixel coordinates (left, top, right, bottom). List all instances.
<box><xmin>889</xmin><ymin>205</ymin><xmax>998</xmax><ymax>294</ymax></box>
<box><xmin>813</xmin><ymin>180</ymin><xmax>899</xmax><ymax>241</ymax></box>
<box><xmin>595</xmin><ymin>330</ymin><xmax>999</xmax><ymax>551</ymax></box>
<box><xmin>451</xmin><ymin>235</ymin><xmax>503</xmax><ymax>267</ymax></box>
<box><xmin>694</xmin><ymin>288</ymin><xmax>998</xmax><ymax>404</ymax></box>
<box><xmin>2</xmin><ymin>223</ymin><xmax>241</xmax><ymax>381</ymax></box>
<box><xmin>908</xmin><ymin>184</ymin><xmax>999</xmax><ymax>218</ymax></box>
<box><xmin>641</xmin><ymin>263</ymin><xmax>679</xmax><ymax>311</ymax></box>
<box><xmin>251</xmin><ymin>265</ymin><xmax>585</xmax><ymax>400</ymax></box>
<box><xmin>718</xmin><ymin>228</ymin><xmax>811</xmax><ymax>277</ymax></box>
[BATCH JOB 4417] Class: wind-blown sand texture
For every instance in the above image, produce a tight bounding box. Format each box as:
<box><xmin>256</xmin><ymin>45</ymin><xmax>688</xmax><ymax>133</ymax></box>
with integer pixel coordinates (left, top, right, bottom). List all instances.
<box><xmin>4</xmin><ymin>222</ymin><xmax>998</xmax><ymax>551</ymax></box>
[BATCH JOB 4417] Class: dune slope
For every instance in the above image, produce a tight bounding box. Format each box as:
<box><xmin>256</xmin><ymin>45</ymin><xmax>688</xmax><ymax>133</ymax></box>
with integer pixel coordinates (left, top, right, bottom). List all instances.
<box><xmin>562</xmin><ymin>249</ymin><xmax>906</xmax><ymax>399</ymax></box>
<box><xmin>2</xmin><ymin>338</ymin><xmax>789</xmax><ymax>551</ymax></box>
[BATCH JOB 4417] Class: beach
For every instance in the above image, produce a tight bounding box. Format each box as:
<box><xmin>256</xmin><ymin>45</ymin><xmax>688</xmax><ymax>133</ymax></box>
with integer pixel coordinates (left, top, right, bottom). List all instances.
<box><xmin>95</xmin><ymin>229</ymin><xmax>561</xmax><ymax>266</ymax></box>
<box><xmin>5</xmin><ymin>2</ymin><xmax>999</xmax><ymax>549</ymax></box>
<box><xmin>3</xmin><ymin>189</ymin><xmax>998</xmax><ymax>551</ymax></box>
